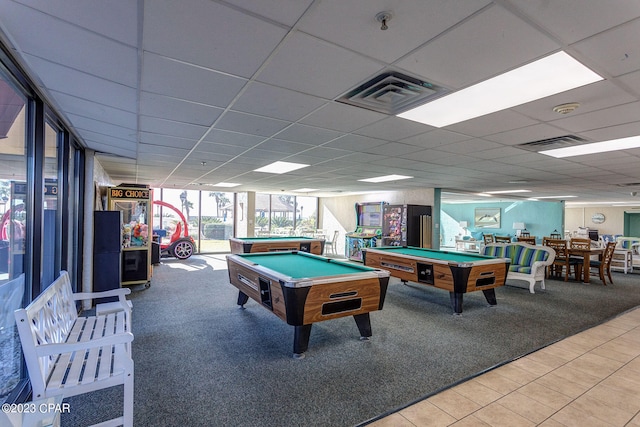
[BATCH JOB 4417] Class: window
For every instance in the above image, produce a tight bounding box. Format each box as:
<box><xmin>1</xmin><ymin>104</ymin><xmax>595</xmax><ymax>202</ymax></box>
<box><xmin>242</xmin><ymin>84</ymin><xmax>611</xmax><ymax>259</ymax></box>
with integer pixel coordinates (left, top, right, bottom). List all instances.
<box><xmin>0</xmin><ymin>70</ymin><xmax>28</xmax><ymax>400</ymax></box>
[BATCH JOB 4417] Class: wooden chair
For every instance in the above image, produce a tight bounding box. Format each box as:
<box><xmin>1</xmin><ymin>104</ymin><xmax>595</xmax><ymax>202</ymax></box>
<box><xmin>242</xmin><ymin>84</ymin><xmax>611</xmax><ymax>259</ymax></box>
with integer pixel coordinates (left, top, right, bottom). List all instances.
<box><xmin>517</xmin><ymin>236</ymin><xmax>536</xmax><ymax>245</ymax></box>
<box><xmin>570</xmin><ymin>237</ymin><xmax>592</xmax><ymax>250</ymax></box>
<box><xmin>494</xmin><ymin>236</ymin><xmax>512</xmax><ymax>243</ymax></box>
<box><xmin>483</xmin><ymin>234</ymin><xmax>495</xmax><ymax>244</ymax></box>
<box><xmin>589</xmin><ymin>241</ymin><xmax>617</xmax><ymax>285</ymax></box>
<box><xmin>543</xmin><ymin>238</ymin><xmax>580</xmax><ymax>281</ymax></box>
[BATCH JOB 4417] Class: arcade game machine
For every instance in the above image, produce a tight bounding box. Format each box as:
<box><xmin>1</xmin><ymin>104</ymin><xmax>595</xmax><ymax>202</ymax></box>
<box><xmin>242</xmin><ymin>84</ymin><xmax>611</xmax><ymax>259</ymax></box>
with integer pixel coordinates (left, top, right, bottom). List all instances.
<box><xmin>381</xmin><ymin>204</ymin><xmax>433</xmax><ymax>247</ymax></box>
<box><xmin>107</xmin><ymin>184</ymin><xmax>152</xmax><ymax>287</ymax></box>
<box><xmin>345</xmin><ymin>202</ymin><xmax>385</xmax><ymax>262</ymax></box>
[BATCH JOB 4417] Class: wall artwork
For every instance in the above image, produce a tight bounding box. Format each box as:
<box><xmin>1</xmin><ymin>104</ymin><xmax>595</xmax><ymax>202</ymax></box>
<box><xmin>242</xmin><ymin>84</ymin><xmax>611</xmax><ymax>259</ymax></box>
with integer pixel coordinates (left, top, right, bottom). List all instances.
<box><xmin>474</xmin><ymin>208</ymin><xmax>501</xmax><ymax>229</ymax></box>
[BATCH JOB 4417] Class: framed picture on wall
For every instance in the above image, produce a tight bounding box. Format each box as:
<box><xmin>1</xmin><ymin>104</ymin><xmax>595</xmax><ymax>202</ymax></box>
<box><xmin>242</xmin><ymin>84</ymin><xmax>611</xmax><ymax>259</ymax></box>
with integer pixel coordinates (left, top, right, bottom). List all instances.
<box><xmin>474</xmin><ymin>208</ymin><xmax>501</xmax><ymax>229</ymax></box>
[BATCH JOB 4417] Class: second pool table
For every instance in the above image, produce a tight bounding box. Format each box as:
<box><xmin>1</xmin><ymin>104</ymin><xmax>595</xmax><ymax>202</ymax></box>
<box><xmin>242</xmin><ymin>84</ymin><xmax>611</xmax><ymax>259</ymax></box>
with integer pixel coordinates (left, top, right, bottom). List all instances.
<box><xmin>229</xmin><ymin>236</ymin><xmax>325</xmax><ymax>255</ymax></box>
<box><xmin>363</xmin><ymin>246</ymin><xmax>510</xmax><ymax>314</ymax></box>
<box><xmin>226</xmin><ymin>251</ymin><xmax>390</xmax><ymax>358</ymax></box>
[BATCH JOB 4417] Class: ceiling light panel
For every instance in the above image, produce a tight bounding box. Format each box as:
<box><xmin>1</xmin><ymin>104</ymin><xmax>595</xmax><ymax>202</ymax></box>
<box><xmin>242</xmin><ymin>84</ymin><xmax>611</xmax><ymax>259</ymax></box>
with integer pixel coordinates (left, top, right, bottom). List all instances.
<box><xmin>253</xmin><ymin>161</ymin><xmax>310</xmax><ymax>174</ymax></box>
<box><xmin>397</xmin><ymin>51</ymin><xmax>603</xmax><ymax>127</ymax></box>
<box><xmin>358</xmin><ymin>174</ymin><xmax>413</xmax><ymax>183</ymax></box>
<box><xmin>539</xmin><ymin>135</ymin><xmax>640</xmax><ymax>158</ymax></box>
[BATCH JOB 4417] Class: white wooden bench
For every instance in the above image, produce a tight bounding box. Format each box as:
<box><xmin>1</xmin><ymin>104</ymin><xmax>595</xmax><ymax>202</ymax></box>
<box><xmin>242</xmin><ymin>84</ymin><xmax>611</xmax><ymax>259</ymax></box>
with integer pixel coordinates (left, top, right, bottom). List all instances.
<box><xmin>14</xmin><ymin>271</ymin><xmax>134</xmax><ymax>427</ymax></box>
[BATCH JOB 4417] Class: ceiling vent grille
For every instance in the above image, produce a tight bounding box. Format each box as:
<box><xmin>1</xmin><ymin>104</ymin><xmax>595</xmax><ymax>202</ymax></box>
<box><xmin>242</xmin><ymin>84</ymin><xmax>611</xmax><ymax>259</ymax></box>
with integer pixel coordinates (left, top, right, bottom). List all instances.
<box><xmin>517</xmin><ymin>135</ymin><xmax>589</xmax><ymax>152</ymax></box>
<box><xmin>337</xmin><ymin>70</ymin><xmax>449</xmax><ymax>115</ymax></box>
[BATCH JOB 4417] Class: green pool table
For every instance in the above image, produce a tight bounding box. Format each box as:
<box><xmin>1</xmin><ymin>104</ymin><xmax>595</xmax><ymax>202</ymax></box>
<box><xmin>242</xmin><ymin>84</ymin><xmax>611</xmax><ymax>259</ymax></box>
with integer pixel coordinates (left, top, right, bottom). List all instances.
<box><xmin>226</xmin><ymin>251</ymin><xmax>390</xmax><ymax>358</ymax></box>
<box><xmin>229</xmin><ymin>236</ymin><xmax>325</xmax><ymax>255</ymax></box>
<box><xmin>363</xmin><ymin>246</ymin><xmax>510</xmax><ymax>314</ymax></box>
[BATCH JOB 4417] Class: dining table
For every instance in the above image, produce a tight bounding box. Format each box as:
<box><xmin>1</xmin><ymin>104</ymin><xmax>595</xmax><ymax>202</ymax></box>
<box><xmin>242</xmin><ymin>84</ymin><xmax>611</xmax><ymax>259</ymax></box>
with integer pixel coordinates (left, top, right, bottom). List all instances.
<box><xmin>568</xmin><ymin>247</ymin><xmax>605</xmax><ymax>283</ymax></box>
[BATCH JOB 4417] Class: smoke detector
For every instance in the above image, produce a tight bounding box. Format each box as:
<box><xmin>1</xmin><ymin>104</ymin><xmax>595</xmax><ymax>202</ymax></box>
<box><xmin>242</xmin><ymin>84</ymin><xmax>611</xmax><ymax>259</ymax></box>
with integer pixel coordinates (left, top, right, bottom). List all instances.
<box><xmin>552</xmin><ymin>102</ymin><xmax>580</xmax><ymax>114</ymax></box>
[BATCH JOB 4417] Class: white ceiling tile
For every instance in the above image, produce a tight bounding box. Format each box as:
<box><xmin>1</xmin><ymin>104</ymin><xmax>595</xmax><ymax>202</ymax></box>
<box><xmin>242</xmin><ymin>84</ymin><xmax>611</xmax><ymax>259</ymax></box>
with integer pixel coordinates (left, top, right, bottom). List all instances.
<box><xmin>396</xmin><ymin>4</ymin><xmax>559</xmax><ymax>89</ymax></box>
<box><xmin>213</xmin><ymin>111</ymin><xmax>291</xmax><ymax>137</ymax></box>
<box><xmin>140</xmin><ymin>92</ymin><xmax>224</xmax><ymax>126</ymax></box>
<box><xmin>143</xmin><ymin>0</ymin><xmax>288</xmax><ymax>78</ymax></box>
<box><xmin>298</xmin><ymin>0</ymin><xmax>491</xmax><ymax>64</ymax></box>
<box><xmin>139</xmin><ymin>116</ymin><xmax>209</xmax><ymax>140</ymax></box>
<box><xmin>232</xmin><ymin>82</ymin><xmax>327</xmax><ymax>122</ymax></box>
<box><xmin>141</xmin><ymin>53</ymin><xmax>246</xmax><ymax>107</ymax></box>
<box><xmin>300</xmin><ymin>102</ymin><xmax>387</xmax><ymax>132</ymax></box>
<box><xmin>274</xmin><ymin>124</ymin><xmax>343</xmax><ymax>145</ymax></box>
<box><xmin>572</xmin><ymin>18</ymin><xmax>640</xmax><ymax>78</ymax></box>
<box><xmin>256</xmin><ymin>31</ymin><xmax>384</xmax><ymax>99</ymax></box>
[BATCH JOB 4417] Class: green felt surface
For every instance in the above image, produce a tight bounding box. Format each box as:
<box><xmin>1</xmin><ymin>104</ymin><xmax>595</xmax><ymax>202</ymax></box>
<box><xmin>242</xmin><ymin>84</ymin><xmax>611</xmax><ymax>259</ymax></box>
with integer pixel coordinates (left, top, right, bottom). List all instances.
<box><xmin>372</xmin><ymin>246</ymin><xmax>497</xmax><ymax>262</ymax></box>
<box><xmin>238</xmin><ymin>252</ymin><xmax>375</xmax><ymax>278</ymax></box>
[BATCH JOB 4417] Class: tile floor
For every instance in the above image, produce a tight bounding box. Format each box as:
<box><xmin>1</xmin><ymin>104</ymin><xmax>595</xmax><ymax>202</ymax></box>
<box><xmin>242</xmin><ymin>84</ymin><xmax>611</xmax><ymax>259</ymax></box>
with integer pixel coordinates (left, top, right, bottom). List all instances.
<box><xmin>369</xmin><ymin>307</ymin><xmax>640</xmax><ymax>427</ymax></box>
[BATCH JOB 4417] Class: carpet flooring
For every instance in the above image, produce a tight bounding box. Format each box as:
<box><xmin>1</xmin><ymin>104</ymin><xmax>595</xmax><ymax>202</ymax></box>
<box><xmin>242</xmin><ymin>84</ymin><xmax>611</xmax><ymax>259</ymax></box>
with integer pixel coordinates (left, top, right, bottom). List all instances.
<box><xmin>62</xmin><ymin>255</ymin><xmax>640</xmax><ymax>427</ymax></box>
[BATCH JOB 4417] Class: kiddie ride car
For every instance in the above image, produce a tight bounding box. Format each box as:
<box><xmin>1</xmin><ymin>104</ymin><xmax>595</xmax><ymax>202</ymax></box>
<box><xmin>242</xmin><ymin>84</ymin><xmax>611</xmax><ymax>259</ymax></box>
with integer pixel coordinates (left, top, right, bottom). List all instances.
<box><xmin>153</xmin><ymin>200</ymin><xmax>195</xmax><ymax>260</ymax></box>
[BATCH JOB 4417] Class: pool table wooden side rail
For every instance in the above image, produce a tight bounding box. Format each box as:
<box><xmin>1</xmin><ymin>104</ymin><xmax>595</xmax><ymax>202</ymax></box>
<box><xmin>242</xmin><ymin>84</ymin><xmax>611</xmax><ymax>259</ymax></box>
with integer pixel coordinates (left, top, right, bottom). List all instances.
<box><xmin>229</xmin><ymin>238</ymin><xmax>325</xmax><ymax>255</ymax></box>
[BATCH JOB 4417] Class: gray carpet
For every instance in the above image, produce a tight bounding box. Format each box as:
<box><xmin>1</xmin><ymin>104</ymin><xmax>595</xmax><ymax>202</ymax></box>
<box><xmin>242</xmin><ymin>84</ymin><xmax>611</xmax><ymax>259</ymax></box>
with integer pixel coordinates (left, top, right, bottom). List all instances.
<box><xmin>62</xmin><ymin>255</ymin><xmax>640</xmax><ymax>426</ymax></box>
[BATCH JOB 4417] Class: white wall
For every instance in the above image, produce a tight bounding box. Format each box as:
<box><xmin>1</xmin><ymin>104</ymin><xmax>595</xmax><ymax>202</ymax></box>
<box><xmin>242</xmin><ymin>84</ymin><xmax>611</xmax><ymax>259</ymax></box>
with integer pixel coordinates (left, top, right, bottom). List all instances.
<box><xmin>565</xmin><ymin>206</ymin><xmax>631</xmax><ymax>236</ymax></box>
<box><xmin>319</xmin><ymin>189</ymin><xmax>435</xmax><ymax>255</ymax></box>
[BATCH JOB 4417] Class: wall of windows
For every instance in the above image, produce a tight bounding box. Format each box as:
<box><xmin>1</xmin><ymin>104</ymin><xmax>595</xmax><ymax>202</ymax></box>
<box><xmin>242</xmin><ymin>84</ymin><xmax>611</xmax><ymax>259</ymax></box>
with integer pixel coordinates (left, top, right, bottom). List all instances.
<box><xmin>152</xmin><ymin>188</ymin><xmax>235</xmax><ymax>253</ymax></box>
<box><xmin>255</xmin><ymin>193</ymin><xmax>318</xmax><ymax>236</ymax></box>
<box><xmin>0</xmin><ymin>48</ymin><xmax>83</xmax><ymax>403</ymax></box>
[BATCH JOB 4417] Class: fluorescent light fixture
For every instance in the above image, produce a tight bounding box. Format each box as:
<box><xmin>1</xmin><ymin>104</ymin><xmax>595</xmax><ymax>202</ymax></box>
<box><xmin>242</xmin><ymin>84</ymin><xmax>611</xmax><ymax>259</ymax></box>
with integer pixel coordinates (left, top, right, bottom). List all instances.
<box><xmin>358</xmin><ymin>174</ymin><xmax>413</xmax><ymax>183</ymax></box>
<box><xmin>535</xmin><ymin>195</ymin><xmax>577</xmax><ymax>199</ymax></box>
<box><xmin>211</xmin><ymin>182</ymin><xmax>241</xmax><ymax>188</ymax></box>
<box><xmin>292</xmin><ymin>188</ymin><xmax>318</xmax><ymax>192</ymax></box>
<box><xmin>484</xmin><ymin>189</ymin><xmax>531</xmax><ymax>195</ymax></box>
<box><xmin>397</xmin><ymin>51</ymin><xmax>602</xmax><ymax>127</ymax></box>
<box><xmin>254</xmin><ymin>161</ymin><xmax>309</xmax><ymax>174</ymax></box>
<box><xmin>539</xmin><ymin>135</ymin><xmax>640</xmax><ymax>158</ymax></box>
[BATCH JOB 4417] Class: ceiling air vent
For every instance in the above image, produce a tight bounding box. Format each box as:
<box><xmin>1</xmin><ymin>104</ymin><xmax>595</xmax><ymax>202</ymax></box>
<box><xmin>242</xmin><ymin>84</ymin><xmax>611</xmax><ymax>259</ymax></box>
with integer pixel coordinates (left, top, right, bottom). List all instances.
<box><xmin>337</xmin><ymin>70</ymin><xmax>449</xmax><ymax>115</ymax></box>
<box><xmin>517</xmin><ymin>135</ymin><xmax>589</xmax><ymax>152</ymax></box>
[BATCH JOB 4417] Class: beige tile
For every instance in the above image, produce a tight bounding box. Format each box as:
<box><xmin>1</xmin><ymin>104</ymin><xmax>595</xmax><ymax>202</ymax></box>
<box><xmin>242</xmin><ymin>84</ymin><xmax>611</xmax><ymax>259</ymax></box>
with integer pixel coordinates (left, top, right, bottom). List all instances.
<box><xmin>510</xmin><ymin>356</ymin><xmax>555</xmax><ymax>377</ymax></box>
<box><xmin>569</xmin><ymin>394</ymin><xmax>635</xmax><ymax>426</ymax></box>
<box><xmin>399</xmin><ymin>400</ymin><xmax>457</xmax><ymax>427</ymax></box>
<box><xmin>549</xmin><ymin>405</ymin><xmax>616</xmax><ymax>427</ymax></box>
<box><xmin>516</xmin><ymin>381</ymin><xmax>574</xmax><ymax>410</ymax></box>
<box><xmin>600</xmin><ymin>372</ymin><xmax>640</xmax><ymax>397</ymax></box>
<box><xmin>450</xmin><ymin>414</ymin><xmax>492</xmax><ymax>427</ymax></box>
<box><xmin>562</xmin><ymin>330</ymin><xmax>610</xmax><ymax>352</ymax></box>
<box><xmin>534</xmin><ymin>372</ymin><xmax>590</xmax><ymax>398</ymax></box>
<box><xmin>450</xmin><ymin>379</ymin><xmax>503</xmax><ymax>406</ymax></box>
<box><xmin>627</xmin><ymin>412</ymin><xmax>640</xmax><ymax>427</ymax></box>
<box><xmin>551</xmin><ymin>364</ymin><xmax>602</xmax><ymax>388</ymax></box>
<box><xmin>538</xmin><ymin>418</ymin><xmax>570</xmax><ymax>427</ymax></box>
<box><xmin>585</xmin><ymin>382</ymin><xmax>640</xmax><ymax>416</ymax></box>
<box><xmin>590</xmin><ymin>339</ymin><xmax>640</xmax><ymax>363</ymax></box>
<box><xmin>426</xmin><ymin>388</ymin><xmax>481</xmax><ymax>419</ymax></box>
<box><xmin>473</xmin><ymin>370</ymin><xmax>522</xmax><ymax>395</ymax></box>
<box><xmin>538</xmin><ymin>341</ymin><xmax>584</xmax><ymax>362</ymax></box>
<box><xmin>564</xmin><ymin>352</ymin><xmax>624</xmax><ymax>379</ymax></box>
<box><xmin>473</xmin><ymin>402</ymin><xmax>536</xmax><ymax>427</ymax></box>
<box><xmin>549</xmin><ymin>336</ymin><xmax>594</xmax><ymax>355</ymax></box>
<box><xmin>496</xmin><ymin>390</ymin><xmax>556</xmax><ymax>423</ymax></box>
<box><xmin>367</xmin><ymin>413</ymin><xmax>417</xmax><ymax>427</ymax></box>
<box><xmin>586</xmin><ymin>323</ymin><xmax>629</xmax><ymax>340</ymax></box>
<box><xmin>525</xmin><ymin>349</ymin><xmax>573</xmax><ymax>370</ymax></box>
<box><xmin>624</xmin><ymin>356</ymin><xmax>640</xmax><ymax>374</ymax></box>
<box><xmin>491</xmin><ymin>363</ymin><xmax>541</xmax><ymax>385</ymax></box>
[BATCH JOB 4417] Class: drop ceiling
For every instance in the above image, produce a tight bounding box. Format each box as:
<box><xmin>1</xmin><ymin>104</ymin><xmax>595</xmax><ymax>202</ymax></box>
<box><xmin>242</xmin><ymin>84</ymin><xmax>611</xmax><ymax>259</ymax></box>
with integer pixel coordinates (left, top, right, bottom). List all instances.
<box><xmin>0</xmin><ymin>0</ymin><xmax>639</xmax><ymax>206</ymax></box>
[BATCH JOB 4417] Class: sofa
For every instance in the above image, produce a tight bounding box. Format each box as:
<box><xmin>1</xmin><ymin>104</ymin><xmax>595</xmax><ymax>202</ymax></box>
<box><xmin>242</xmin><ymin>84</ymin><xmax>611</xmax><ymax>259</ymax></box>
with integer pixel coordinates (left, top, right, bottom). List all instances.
<box><xmin>482</xmin><ymin>243</ymin><xmax>556</xmax><ymax>294</ymax></box>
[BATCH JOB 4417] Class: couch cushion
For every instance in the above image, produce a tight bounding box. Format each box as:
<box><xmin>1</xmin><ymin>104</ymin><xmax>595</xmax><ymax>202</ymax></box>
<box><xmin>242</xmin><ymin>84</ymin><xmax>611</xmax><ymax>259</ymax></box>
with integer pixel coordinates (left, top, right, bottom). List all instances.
<box><xmin>514</xmin><ymin>247</ymin><xmax>549</xmax><ymax>266</ymax></box>
<box><xmin>509</xmin><ymin>264</ymin><xmax>532</xmax><ymax>274</ymax></box>
<box><xmin>483</xmin><ymin>245</ymin><xmax>512</xmax><ymax>258</ymax></box>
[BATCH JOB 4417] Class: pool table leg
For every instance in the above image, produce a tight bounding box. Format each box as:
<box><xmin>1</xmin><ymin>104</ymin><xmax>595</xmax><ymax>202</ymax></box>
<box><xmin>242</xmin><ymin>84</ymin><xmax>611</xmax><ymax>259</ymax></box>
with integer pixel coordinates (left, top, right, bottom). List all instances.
<box><xmin>293</xmin><ymin>324</ymin><xmax>313</xmax><ymax>359</ymax></box>
<box><xmin>353</xmin><ymin>313</ymin><xmax>372</xmax><ymax>339</ymax></box>
<box><xmin>449</xmin><ymin>292</ymin><xmax>464</xmax><ymax>314</ymax></box>
<box><xmin>237</xmin><ymin>291</ymin><xmax>249</xmax><ymax>307</ymax></box>
<box><xmin>482</xmin><ymin>289</ymin><xmax>497</xmax><ymax>306</ymax></box>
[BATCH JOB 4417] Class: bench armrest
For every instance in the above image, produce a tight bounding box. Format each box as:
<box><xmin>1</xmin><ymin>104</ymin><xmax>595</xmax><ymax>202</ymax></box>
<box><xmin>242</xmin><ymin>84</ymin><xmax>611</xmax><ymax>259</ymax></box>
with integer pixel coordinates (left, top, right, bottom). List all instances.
<box><xmin>34</xmin><ymin>332</ymin><xmax>134</xmax><ymax>357</ymax></box>
<box><xmin>72</xmin><ymin>287</ymin><xmax>131</xmax><ymax>302</ymax></box>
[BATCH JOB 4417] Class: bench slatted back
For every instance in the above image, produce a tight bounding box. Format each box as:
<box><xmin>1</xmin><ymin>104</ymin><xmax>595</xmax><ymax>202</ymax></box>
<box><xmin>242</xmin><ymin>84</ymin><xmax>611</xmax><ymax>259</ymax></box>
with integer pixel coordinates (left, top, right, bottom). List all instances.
<box><xmin>14</xmin><ymin>271</ymin><xmax>78</xmax><ymax>395</ymax></box>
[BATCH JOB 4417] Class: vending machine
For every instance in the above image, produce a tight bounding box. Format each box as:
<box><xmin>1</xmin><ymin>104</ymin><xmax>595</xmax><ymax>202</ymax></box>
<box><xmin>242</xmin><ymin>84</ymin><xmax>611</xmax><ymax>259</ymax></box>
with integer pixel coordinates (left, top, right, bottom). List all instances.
<box><xmin>382</xmin><ymin>204</ymin><xmax>432</xmax><ymax>247</ymax></box>
<box><xmin>345</xmin><ymin>202</ymin><xmax>385</xmax><ymax>261</ymax></box>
